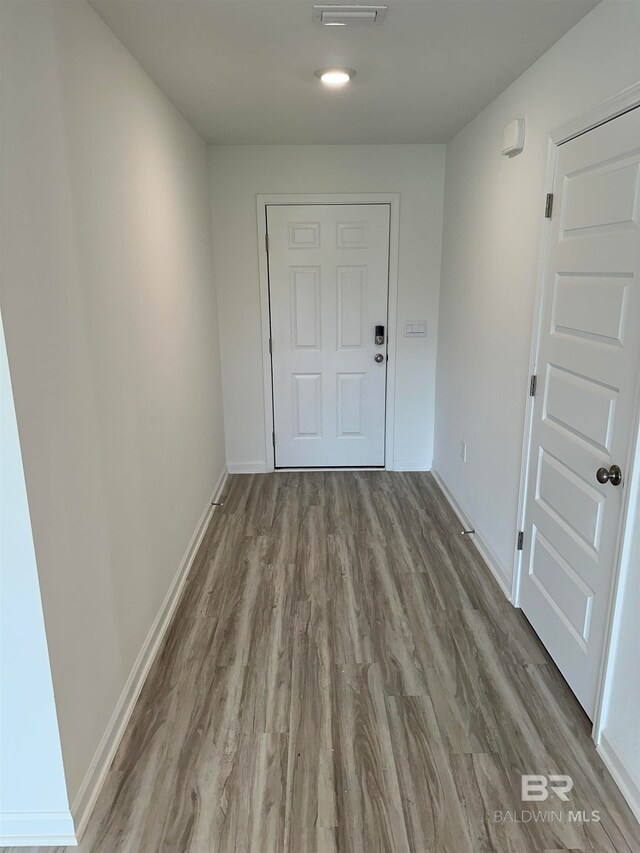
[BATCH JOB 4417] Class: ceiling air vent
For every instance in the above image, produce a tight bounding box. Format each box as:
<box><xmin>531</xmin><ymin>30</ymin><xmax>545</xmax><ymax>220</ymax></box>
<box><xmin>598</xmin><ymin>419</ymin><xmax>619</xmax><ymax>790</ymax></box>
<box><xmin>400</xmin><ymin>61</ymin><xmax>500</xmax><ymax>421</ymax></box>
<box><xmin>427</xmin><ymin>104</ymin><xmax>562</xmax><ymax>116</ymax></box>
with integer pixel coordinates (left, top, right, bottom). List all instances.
<box><xmin>312</xmin><ymin>5</ymin><xmax>388</xmax><ymax>25</ymax></box>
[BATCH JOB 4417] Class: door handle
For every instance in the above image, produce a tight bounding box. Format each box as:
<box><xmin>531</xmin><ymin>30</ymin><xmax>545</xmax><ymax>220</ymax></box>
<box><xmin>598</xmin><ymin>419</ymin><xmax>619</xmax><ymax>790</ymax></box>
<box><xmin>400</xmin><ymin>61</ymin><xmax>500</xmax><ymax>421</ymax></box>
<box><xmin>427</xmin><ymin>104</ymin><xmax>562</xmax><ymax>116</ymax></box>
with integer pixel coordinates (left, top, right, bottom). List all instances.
<box><xmin>374</xmin><ymin>353</ymin><xmax>384</xmax><ymax>363</ymax></box>
<box><xmin>596</xmin><ymin>464</ymin><xmax>622</xmax><ymax>486</ymax></box>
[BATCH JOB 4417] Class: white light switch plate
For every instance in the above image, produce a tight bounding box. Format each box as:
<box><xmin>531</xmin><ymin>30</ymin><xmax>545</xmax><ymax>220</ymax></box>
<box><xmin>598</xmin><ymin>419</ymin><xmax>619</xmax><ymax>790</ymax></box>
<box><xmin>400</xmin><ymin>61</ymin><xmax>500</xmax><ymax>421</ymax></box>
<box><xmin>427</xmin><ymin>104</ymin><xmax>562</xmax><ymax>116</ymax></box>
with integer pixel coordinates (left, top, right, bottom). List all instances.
<box><xmin>404</xmin><ymin>322</ymin><xmax>427</xmax><ymax>337</ymax></box>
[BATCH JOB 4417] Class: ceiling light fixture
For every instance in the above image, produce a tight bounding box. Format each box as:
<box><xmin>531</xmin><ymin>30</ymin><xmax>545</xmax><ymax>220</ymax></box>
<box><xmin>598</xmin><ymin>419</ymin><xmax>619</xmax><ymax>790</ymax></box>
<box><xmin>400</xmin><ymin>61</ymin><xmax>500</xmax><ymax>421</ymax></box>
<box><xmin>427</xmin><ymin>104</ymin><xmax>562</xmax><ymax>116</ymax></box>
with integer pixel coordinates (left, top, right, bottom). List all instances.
<box><xmin>315</xmin><ymin>67</ymin><xmax>356</xmax><ymax>87</ymax></box>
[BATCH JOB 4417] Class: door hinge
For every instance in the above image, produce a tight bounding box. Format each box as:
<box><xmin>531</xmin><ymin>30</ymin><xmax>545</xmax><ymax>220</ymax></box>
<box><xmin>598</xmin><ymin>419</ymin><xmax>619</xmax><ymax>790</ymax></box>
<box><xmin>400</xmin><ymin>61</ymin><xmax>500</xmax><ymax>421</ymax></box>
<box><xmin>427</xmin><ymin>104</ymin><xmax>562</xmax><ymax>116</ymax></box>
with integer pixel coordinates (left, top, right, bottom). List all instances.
<box><xmin>268</xmin><ymin>338</ymin><xmax>272</xmax><ymax>354</ymax></box>
<box><xmin>272</xmin><ymin>431</ymin><xmax>275</xmax><ymax>448</ymax></box>
<box><xmin>517</xmin><ymin>531</ymin><xmax>524</xmax><ymax>551</ymax></box>
<box><xmin>544</xmin><ymin>193</ymin><xmax>553</xmax><ymax>219</ymax></box>
<box><xmin>265</xmin><ymin>234</ymin><xmax>269</xmax><ymax>253</ymax></box>
<box><xmin>529</xmin><ymin>375</ymin><xmax>537</xmax><ymax>397</ymax></box>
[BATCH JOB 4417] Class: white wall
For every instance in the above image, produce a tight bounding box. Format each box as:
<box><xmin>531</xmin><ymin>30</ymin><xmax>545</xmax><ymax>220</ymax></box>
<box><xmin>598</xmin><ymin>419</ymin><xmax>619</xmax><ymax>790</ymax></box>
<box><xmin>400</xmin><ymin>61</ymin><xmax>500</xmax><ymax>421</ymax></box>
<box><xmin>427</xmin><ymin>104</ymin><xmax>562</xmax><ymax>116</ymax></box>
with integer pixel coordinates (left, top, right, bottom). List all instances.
<box><xmin>209</xmin><ymin>145</ymin><xmax>445</xmax><ymax>472</ymax></box>
<box><xmin>0</xmin><ymin>314</ymin><xmax>74</xmax><ymax>846</ymax></box>
<box><xmin>434</xmin><ymin>0</ymin><xmax>640</xmax><ymax>816</ymax></box>
<box><xmin>0</xmin><ymin>0</ymin><xmax>225</xmax><ymax>830</ymax></box>
<box><xmin>434</xmin><ymin>0</ymin><xmax>640</xmax><ymax>585</ymax></box>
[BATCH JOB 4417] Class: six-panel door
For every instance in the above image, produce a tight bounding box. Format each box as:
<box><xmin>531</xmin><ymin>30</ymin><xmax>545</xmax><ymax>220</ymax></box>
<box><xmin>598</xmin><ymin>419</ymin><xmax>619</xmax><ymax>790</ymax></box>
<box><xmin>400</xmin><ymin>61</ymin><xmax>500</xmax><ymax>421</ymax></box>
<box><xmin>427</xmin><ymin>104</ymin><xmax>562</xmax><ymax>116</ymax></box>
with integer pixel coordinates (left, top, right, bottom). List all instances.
<box><xmin>520</xmin><ymin>107</ymin><xmax>640</xmax><ymax>717</ymax></box>
<box><xmin>267</xmin><ymin>204</ymin><xmax>390</xmax><ymax>468</ymax></box>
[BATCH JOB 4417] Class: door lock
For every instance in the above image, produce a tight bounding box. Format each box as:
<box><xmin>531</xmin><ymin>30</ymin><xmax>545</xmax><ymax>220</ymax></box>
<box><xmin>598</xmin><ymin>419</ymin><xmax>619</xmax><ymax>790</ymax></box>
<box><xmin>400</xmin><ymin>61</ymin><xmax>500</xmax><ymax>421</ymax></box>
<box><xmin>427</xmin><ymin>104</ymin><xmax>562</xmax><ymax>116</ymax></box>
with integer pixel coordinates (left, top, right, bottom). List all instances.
<box><xmin>375</xmin><ymin>325</ymin><xmax>385</xmax><ymax>346</ymax></box>
<box><xmin>596</xmin><ymin>464</ymin><xmax>622</xmax><ymax>486</ymax></box>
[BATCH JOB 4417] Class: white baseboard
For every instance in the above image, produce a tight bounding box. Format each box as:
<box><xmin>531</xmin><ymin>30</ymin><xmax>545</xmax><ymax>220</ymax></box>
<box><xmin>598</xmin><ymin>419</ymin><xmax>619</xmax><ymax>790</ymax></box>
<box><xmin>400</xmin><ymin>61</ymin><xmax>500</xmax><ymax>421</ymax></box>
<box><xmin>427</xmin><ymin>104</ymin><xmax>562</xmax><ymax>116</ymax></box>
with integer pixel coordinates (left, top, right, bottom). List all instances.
<box><xmin>71</xmin><ymin>467</ymin><xmax>229</xmax><ymax>841</ymax></box>
<box><xmin>597</xmin><ymin>729</ymin><xmax>640</xmax><ymax>823</ymax></box>
<box><xmin>431</xmin><ymin>469</ymin><xmax>513</xmax><ymax>601</ymax></box>
<box><xmin>227</xmin><ymin>461</ymin><xmax>267</xmax><ymax>474</ymax></box>
<box><xmin>392</xmin><ymin>461</ymin><xmax>432</xmax><ymax>472</ymax></box>
<box><xmin>228</xmin><ymin>461</ymin><xmax>431</xmax><ymax>474</ymax></box>
<box><xmin>0</xmin><ymin>811</ymin><xmax>76</xmax><ymax>847</ymax></box>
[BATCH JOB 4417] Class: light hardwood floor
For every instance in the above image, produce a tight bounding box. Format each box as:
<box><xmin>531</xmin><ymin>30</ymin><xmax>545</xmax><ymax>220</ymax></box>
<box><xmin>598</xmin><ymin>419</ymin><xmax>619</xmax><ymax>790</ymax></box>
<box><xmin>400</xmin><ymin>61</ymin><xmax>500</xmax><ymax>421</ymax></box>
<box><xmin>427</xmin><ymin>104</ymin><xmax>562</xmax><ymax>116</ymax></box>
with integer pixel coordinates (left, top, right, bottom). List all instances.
<box><xmin>13</xmin><ymin>472</ymin><xmax>639</xmax><ymax>852</ymax></box>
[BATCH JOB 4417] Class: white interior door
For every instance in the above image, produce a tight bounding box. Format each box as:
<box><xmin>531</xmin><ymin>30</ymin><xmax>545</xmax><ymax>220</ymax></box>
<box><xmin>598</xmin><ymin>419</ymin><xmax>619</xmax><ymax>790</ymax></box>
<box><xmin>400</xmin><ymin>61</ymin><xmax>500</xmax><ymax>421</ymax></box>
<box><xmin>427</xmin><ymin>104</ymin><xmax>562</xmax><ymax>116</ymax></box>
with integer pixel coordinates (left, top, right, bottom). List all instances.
<box><xmin>267</xmin><ymin>204</ymin><xmax>390</xmax><ymax>468</ymax></box>
<box><xmin>521</xmin><ymin>107</ymin><xmax>640</xmax><ymax>718</ymax></box>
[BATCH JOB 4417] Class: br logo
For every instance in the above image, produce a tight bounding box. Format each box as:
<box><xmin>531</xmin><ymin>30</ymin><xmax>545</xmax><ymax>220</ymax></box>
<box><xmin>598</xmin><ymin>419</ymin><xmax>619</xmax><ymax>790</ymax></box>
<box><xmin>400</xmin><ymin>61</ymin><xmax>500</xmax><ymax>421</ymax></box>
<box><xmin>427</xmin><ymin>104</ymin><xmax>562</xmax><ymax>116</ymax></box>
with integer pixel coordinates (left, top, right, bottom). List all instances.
<box><xmin>521</xmin><ymin>774</ymin><xmax>573</xmax><ymax>802</ymax></box>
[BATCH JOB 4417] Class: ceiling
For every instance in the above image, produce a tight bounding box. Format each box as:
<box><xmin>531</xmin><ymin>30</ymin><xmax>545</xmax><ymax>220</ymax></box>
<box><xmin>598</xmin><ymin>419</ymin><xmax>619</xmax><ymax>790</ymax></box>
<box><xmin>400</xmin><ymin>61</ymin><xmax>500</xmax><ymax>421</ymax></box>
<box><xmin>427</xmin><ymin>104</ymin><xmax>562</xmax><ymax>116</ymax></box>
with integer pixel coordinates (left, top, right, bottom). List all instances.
<box><xmin>89</xmin><ymin>0</ymin><xmax>599</xmax><ymax>144</ymax></box>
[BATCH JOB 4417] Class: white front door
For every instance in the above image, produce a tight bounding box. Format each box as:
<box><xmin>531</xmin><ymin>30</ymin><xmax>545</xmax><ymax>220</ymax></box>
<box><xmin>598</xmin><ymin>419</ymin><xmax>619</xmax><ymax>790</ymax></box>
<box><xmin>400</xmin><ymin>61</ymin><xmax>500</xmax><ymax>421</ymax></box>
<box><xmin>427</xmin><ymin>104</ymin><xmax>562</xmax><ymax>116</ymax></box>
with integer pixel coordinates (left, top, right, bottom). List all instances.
<box><xmin>520</xmin><ymin>107</ymin><xmax>640</xmax><ymax>717</ymax></box>
<box><xmin>267</xmin><ymin>204</ymin><xmax>390</xmax><ymax>468</ymax></box>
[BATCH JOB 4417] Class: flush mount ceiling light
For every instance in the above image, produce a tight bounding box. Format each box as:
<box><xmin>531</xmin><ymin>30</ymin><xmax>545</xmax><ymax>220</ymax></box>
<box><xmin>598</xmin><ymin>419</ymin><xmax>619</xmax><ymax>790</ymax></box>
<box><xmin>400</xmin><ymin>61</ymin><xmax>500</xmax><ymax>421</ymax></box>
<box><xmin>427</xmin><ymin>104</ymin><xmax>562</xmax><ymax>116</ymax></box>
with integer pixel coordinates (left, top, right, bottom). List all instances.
<box><xmin>315</xmin><ymin>67</ymin><xmax>356</xmax><ymax>87</ymax></box>
<box><xmin>312</xmin><ymin>5</ymin><xmax>387</xmax><ymax>25</ymax></box>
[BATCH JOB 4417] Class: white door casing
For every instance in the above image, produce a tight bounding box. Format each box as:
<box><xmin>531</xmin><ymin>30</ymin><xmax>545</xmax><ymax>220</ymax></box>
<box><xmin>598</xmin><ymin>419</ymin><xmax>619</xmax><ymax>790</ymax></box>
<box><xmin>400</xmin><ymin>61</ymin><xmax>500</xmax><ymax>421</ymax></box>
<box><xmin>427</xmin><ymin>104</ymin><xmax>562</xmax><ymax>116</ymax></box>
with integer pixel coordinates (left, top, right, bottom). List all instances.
<box><xmin>520</xmin><ymin>107</ymin><xmax>640</xmax><ymax>718</ymax></box>
<box><xmin>267</xmin><ymin>204</ymin><xmax>390</xmax><ymax>468</ymax></box>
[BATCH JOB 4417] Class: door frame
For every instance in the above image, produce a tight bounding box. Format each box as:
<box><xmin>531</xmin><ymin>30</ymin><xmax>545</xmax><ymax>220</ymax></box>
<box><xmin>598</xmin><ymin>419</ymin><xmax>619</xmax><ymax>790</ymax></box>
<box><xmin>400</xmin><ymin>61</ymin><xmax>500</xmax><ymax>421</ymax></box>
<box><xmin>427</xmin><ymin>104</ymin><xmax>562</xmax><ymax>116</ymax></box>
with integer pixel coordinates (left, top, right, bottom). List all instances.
<box><xmin>512</xmin><ymin>81</ymin><xmax>640</xmax><ymax>741</ymax></box>
<box><xmin>256</xmin><ymin>193</ymin><xmax>400</xmax><ymax>471</ymax></box>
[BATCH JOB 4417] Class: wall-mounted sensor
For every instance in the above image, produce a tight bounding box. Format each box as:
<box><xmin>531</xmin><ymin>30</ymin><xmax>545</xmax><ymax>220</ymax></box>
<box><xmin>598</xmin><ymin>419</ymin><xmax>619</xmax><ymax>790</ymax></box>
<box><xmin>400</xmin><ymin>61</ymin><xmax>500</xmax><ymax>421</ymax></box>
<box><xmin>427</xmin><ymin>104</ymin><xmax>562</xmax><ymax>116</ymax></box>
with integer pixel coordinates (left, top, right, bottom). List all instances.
<box><xmin>502</xmin><ymin>118</ymin><xmax>525</xmax><ymax>157</ymax></box>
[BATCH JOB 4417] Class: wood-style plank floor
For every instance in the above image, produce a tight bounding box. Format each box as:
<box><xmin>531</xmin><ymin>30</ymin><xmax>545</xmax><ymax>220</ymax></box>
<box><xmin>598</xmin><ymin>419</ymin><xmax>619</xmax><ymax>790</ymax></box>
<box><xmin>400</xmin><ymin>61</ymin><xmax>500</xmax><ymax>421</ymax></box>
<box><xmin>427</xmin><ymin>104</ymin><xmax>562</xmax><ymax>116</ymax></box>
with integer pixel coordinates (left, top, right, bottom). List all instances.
<box><xmin>15</xmin><ymin>472</ymin><xmax>639</xmax><ymax>853</ymax></box>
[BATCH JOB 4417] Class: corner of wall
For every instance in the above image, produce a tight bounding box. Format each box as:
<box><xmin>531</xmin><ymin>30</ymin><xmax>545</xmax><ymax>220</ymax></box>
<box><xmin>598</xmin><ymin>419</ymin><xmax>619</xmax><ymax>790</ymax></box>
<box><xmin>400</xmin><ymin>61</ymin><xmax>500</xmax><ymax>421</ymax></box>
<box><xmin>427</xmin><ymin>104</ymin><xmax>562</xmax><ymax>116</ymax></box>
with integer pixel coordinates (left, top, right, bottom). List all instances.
<box><xmin>0</xmin><ymin>813</ymin><xmax>76</xmax><ymax>849</ymax></box>
<box><xmin>0</xmin><ymin>314</ymin><xmax>75</xmax><ymax>847</ymax></box>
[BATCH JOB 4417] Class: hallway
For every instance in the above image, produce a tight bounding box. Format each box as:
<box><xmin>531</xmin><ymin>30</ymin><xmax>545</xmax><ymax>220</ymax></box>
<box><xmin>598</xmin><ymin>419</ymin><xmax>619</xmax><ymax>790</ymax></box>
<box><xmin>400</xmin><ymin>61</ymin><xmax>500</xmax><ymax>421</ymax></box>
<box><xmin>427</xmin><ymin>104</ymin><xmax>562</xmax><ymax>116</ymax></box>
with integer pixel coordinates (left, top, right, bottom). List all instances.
<box><xmin>21</xmin><ymin>472</ymin><xmax>638</xmax><ymax>853</ymax></box>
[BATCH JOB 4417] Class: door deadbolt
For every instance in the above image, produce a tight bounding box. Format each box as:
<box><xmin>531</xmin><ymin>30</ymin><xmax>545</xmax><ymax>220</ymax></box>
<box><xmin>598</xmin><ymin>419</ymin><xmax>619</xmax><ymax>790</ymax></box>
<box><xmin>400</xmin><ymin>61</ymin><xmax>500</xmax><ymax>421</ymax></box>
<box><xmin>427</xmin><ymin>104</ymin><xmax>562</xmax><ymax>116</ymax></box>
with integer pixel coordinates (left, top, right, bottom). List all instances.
<box><xmin>375</xmin><ymin>324</ymin><xmax>385</xmax><ymax>346</ymax></box>
<box><xmin>374</xmin><ymin>353</ymin><xmax>384</xmax><ymax>363</ymax></box>
<box><xmin>596</xmin><ymin>464</ymin><xmax>622</xmax><ymax>486</ymax></box>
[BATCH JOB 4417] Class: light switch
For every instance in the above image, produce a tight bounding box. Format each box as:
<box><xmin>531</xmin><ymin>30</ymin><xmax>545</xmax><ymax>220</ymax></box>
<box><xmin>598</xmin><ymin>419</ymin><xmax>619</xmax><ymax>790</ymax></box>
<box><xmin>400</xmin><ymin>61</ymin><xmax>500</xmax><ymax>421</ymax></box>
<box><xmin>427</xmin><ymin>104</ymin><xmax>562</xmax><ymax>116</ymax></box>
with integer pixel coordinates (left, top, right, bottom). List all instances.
<box><xmin>404</xmin><ymin>322</ymin><xmax>427</xmax><ymax>338</ymax></box>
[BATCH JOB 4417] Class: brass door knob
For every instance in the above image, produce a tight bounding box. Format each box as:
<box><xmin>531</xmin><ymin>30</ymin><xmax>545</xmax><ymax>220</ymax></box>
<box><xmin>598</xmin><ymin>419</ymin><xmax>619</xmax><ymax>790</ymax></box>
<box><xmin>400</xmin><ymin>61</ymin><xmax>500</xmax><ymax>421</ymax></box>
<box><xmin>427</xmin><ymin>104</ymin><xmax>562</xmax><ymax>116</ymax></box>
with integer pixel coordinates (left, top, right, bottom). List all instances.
<box><xmin>596</xmin><ymin>464</ymin><xmax>622</xmax><ymax>486</ymax></box>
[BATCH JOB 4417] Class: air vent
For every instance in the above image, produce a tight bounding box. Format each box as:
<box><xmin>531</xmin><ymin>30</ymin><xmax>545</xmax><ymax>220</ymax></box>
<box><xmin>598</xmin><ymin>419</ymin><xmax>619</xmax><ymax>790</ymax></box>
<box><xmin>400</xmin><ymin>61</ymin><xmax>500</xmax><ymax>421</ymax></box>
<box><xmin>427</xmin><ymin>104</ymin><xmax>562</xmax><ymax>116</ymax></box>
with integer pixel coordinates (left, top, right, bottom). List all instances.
<box><xmin>312</xmin><ymin>5</ymin><xmax>388</xmax><ymax>25</ymax></box>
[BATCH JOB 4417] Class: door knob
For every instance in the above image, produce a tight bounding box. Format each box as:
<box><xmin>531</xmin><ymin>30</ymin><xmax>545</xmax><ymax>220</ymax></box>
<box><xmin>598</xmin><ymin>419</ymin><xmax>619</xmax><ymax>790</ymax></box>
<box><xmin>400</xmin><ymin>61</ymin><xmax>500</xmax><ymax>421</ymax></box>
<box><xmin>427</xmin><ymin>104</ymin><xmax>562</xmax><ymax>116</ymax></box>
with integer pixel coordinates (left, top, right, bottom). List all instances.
<box><xmin>374</xmin><ymin>353</ymin><xmax>384</xmax><ymax>363</ymax></box>
<box><xmin>596</xmin><ymin>464</ymin><xmax>622</xmax><ymax>486</ymax></box>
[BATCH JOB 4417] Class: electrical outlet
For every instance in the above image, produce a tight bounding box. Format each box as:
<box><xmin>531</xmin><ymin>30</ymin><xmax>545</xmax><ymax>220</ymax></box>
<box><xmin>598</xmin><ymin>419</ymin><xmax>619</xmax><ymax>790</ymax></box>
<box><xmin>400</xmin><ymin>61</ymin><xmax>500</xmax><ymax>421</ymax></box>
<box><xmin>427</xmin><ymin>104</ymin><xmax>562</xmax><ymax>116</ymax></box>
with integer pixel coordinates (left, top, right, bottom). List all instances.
<box><xmin>461</xmin><ymin>441</ymin><xmax>467</xmax><ymax>463</ymax></box>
